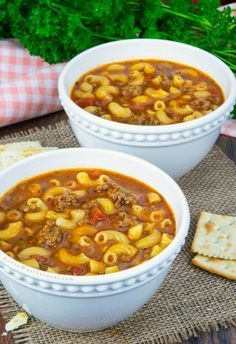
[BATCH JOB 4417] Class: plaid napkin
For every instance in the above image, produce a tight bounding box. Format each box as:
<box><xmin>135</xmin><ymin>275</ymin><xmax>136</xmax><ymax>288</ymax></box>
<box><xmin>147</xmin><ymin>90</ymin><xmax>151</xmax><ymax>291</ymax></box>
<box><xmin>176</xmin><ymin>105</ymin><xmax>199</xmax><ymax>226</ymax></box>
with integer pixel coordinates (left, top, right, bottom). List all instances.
<box><xmin>0</xmin><ymin>39</ymin><xmax>65</xmax><ymax>127</ymax></box>
<box><xmin>0</xmin><ymin>38</ymin><xmax>235</xmax><ymax>137</ymax></box>
<box><xmin>221</xmin><ymin>119</ymin><xmax>236</xmax><ymax>137</ymax></box>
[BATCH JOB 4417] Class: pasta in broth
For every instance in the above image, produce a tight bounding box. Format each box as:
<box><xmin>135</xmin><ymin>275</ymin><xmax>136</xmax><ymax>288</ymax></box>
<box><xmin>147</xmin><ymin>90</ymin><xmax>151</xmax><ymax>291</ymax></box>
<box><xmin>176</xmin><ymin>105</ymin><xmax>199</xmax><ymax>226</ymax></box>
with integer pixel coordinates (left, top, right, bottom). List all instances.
<box><xmin>71</xmin><ymin>59</ymin><xmax>224</xmax><ymax>125</ymax></box>
<box><xmin>0</xmin><ymin>169</ymin><xmax>175</xmax><ymax>275</ymax></box>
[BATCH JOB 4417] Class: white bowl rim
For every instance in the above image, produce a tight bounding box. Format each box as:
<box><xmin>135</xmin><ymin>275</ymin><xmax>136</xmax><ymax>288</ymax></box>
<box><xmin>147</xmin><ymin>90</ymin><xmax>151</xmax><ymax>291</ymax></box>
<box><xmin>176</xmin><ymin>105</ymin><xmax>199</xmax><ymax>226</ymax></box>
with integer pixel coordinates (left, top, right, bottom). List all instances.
<box><xmin>0</xmin><ymin>148</ymin><xmax>190</xmax><ymax>285</ymax></box>
<box><xmin>58</xmin><ymin>38</ymin><xmax>236</xmax><ymax>134</ymax></box>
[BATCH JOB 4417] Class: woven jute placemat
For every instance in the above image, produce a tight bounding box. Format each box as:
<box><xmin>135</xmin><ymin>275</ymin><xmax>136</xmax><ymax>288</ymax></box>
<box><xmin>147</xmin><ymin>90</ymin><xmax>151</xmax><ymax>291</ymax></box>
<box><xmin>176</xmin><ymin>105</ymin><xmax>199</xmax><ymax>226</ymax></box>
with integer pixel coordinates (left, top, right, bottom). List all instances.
<box><xmin>0</xmin><ymin>121</ymin><xmax>236</xmax><ymax>344</ymax></box>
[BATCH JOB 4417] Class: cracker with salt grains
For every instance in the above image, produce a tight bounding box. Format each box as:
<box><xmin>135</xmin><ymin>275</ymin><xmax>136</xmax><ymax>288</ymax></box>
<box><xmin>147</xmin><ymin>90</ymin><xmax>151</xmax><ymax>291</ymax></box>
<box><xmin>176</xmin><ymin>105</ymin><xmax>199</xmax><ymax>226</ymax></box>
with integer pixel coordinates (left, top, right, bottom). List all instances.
<box><xmin>0</xmin><ymin>141</ymin><xmax>57</xmax><ymax>171</ymax></box>
<box><xmin>191</xmin><ymin>211</ymin><xmax>236</xmax><ymax>260</ymax></box>
<box><xmin>192</xmin><ymin>254</ymin><xmax>236</xmax><ymax>281</ymax></box>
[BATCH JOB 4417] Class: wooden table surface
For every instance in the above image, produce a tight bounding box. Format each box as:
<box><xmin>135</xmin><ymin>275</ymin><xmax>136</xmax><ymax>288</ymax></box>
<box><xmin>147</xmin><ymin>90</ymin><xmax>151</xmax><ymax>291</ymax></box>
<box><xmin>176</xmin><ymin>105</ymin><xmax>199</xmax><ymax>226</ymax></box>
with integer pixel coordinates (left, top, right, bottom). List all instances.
<box><xmin>0</xmin><ymin>111</ymin><xmax>235</xmax><ymax>344</ymax></box>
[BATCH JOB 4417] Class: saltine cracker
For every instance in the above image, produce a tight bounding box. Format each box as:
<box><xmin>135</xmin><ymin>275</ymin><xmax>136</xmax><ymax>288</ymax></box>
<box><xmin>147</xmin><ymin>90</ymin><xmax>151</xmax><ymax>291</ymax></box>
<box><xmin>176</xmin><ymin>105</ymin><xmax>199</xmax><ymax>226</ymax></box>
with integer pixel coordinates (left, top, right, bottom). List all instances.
<box><xmin>191</xmin><ymin>211</ymin><xmax>236</xmax><ymax>260</ymax></box>
<box><xmin>192</xmin><ymin>254</ymin><xmax>236</xmax><ymax>281</ymax></box>
<box><xmin>0</xmin><ymin>142</ymin><xmax>57</xmax><ymax>171</ymax></box>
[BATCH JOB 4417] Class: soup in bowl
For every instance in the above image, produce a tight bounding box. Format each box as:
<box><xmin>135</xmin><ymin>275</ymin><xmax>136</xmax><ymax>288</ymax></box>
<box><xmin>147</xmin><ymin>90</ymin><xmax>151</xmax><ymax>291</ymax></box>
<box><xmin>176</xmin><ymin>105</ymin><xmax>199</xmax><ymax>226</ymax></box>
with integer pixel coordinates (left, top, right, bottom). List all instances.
<box><xmin>70</xmin><ymin>59</ymin><xmax>224</xmax><ymax>125</ymax></box>
<box><xmin>0</xmin><ymin>148</ymin><xmax>189</xmax><ymax>331</ymax></box>
<box><xmin>58</xmin><ymin>39</ymin><xmax>236</xmax><ymax>178</ymax></box>
<box><xmin>0</xmin><ymin>168</ymin><xmax>175</xmax><ymax>276</ymax></box>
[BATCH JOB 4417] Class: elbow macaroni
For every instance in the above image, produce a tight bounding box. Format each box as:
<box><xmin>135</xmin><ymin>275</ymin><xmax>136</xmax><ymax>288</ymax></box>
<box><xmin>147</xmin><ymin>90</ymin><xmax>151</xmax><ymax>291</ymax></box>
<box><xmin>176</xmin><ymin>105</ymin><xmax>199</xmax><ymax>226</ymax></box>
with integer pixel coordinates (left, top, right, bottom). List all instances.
<box><xmin>129</xmin><ymin>70</ymin><xmax>144</xmax><ymax>86</ymax></box>
<box><xmin>135</xmin><ymin>230</ymin><xmax>162</xmax><ymax>249</ymax></box>
<box><xmin>155</xmin><ymin>110</ymin><xmax>174</xmax><ymax>125</ymax></box>
<box><xmin>145</xmin><ymin>88</ymin><xmax>169</xmax><ymax>99</ymax></box>
<box><xmin>95</xmin><ymin>85</ymin><xmax>119</xmax><ymax>101</ymax></box>
<box><xmin>128</xmin><ymin>224</ymin><xmax>143</xmax><ymax>241</ymax></box>
<box><xmin>43</xmin><ymin>187</ymin><xmax>66</xmax><ymax>202</ymax></box>
<box><xmin>73</xmin><ymin>89</ymin><xmax>94</xmax><ymax>99</ymax></box>
<box><xmin>77</xmin><ymin>172</ymin><xmax>109</xmax><ymax>187</ymax></box>
<box><xmin>89</xmin><ymin>259</ymin><xmax>105</xmax><ymax>274</ymax></box>
<box><xmin>56</xmin><ymin>209</ymin><xmax>85</xmax><ymax>230</ymax></box>
<box><xmin>95</xmin><ymin>230</ymin><xmax>130</xmax><ymax>244</ymax></box>
<box><xmin>108</xmin><ymin>73</ymin><xmax>128</xmax><ymax>83</ymax></box>
<box><xmin>7</xmin><ymin>210</ymin><xmax>22</xmax><ymax>221</ymax></box>
<box><xmin>147</xmin><ymin>192</ymin><xmax>161</xmax><ymax>203</ymax></box>
<box><xmin>0</xmin><ymin>221</ymin><xmax>23</xmax><ymax>240</ymax></box>
<box><xmin>80</xmin><ymin>82</ymin><xmax>93</xmax><ymax>93</ymax></box>
<box><xmin>149</xmin><ymin>209</ymin><xmax>164</xmax><ymax>222</ymax></box>
<box><xmin>130</xmin><ymin>62</ymin><xmax>155</xmax><ymax>74</ymax></box>
<box><xmin>108</xmin><ymin>102</ymin><xmax>132</xmax><ymax>118</ymax></box>
<box><xmin>154</xmin><ymin>101</ymin><xmax>166</xmax><ymax>111</ymax></box>
<box><xmin>106</xmin><ymin>64</ymin><xmax>125</xmax><ymax>71</ymax></box>
<box><xmin>95</xmin><ymin>198</ymin><xmax>114</xmax><ymax>214</ymax></box>
<box><xmin>169</xmin><ymin>101</ymin><xmax>193</xmax><ymax>116</ymax></box>
<box><xmin>160</xmin><ymin>218</ymin><xmax>173</xmax><ymax>229</ymax></box>
<box><xmin>103</xmin><ymin>243</ymin><xmax>137</xmax><ymax>265</ymax></box>
<box><xmin>18</xmin><ymin>246</ymin><xmax>49</xmax><ymax>260</ymax></box>
<box><xmin>132</xmin><ymin>95</ymin><xmax>150</xmax><ymax>104</ymax></box>
<box><xmin>72</xmin><ymin>226</ymin><xmax>97</xmax><ymax>238</ymax></box>
<box><xmin>173</xmin><ymin>75</ymin><xmax>184</xmax><ymax>87</ymax></box>
<box><xmin>46</xmin><ymin>210</ymin><xmax>70</xmax><ymax>220</ymax></box>
<box><xmin>85</xmin><ymin>74</ymin><xmax>110</xmax><ymax>86</ymax></box>
<box><xmin>22</xmin><ymin>258</ymin><xmax>40</xmax><ymax>269</ymax></box>
<box><xmin>57</xmin><ymin>248</ymin><xmax>90</xmax><ymax>266</ymax></box>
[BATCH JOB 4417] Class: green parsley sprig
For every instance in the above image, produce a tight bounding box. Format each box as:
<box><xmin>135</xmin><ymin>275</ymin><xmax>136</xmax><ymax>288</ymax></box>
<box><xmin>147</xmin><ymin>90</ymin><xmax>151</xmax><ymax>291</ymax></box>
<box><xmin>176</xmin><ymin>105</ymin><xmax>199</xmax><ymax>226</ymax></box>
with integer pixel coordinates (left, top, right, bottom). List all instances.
<box><xmin>1</xmin><ymin>0</ymin><xmax>235</xmax><ymax>68</ymax></box>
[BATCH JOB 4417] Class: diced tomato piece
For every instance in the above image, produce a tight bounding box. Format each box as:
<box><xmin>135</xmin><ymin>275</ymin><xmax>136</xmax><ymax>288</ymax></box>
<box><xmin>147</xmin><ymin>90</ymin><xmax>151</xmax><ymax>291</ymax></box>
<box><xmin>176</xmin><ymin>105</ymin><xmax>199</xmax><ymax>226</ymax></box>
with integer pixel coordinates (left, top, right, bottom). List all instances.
<box><xmin>71</xmin><ymin>266</ymin><xmax>86</xmax><ymax>276</ymax></box>
<box><xmin>90</xmin><ymin>207</ymin><xmax>106</xmax><ymax>225</ymax></box>
<box><xmin>130</xmin><ymin>103</ymin><xmax>146</xmax><ymax>111</ymax></box>
<box><xmin>158</xmin><ymin>227</ymin><xmax>175</xmax><ymax>235</ymax></box>
<box><xmin>90</xmin><ymin>170</ymin><xmax>103</xmax><ymax>179</ymax></box>
<box><xmin>75</xmin><ymin>98</ymin><xmax>96</xmax><ymax>108</ymax></box>
<box><xmin>32</xmin><ymin>256</ymin><xmax>48</xmax><ymax>264</ymax></box>
<box><xmin>209</xmin><ymin>86</ymin><xmax>218</xmax><ymax>95</ymax></box>
<box><xmin>27</xmin><ymin>183</ymin><xmax>41</xmax><ymax>194</ymax></box>
<box><xmin>97</xmin><ymin>100</ymin><xmax>110</xmax><ymax>107</ymax></box>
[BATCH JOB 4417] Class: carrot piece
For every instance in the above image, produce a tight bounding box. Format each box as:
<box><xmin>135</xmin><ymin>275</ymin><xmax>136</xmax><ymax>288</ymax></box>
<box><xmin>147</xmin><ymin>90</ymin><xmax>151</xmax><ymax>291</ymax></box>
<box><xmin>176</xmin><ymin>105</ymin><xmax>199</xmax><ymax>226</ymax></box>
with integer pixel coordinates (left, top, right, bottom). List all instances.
<box><xmin>90</xmin><ymin>207</ymin><xmax>106</xmax><ymax>225</ymax></box>
<box><xmin>209</xmin><ymin>86</ymin><xmax>218</xmax><ymax>95</ymax></box>
<box><xmin>28</xmin><ymin>183</ymin><xmax>41</xmax><ymax>194</ymax></box>
<box><xmin>90</xmin><ymin>170</ymin><xmax>103</xmax><ymax>179</ymax></box>
<box><xmin>76</xmin><ymin>98</ymin><xmax>96</xmax><ymax>108</ymax></box>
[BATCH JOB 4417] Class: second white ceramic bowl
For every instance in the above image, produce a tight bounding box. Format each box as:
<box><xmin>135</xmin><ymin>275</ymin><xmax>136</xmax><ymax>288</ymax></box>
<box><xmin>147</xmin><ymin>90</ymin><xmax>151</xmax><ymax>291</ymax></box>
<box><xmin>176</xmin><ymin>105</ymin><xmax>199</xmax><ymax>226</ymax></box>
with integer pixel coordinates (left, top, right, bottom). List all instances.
<box><xmin>58</xmin><ymin>39</ymin><xmax>236</xmax><ymax>179</ymax></box>
<box><xmin>0</xmin><ymin>148</ymin><xmax>189</xmax><ymax>331</ymax></box>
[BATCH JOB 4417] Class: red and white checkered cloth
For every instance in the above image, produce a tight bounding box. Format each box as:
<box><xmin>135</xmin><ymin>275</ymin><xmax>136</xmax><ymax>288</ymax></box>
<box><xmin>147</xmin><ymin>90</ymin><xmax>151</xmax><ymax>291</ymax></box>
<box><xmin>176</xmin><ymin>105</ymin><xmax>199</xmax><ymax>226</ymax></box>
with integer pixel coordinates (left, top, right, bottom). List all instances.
<box><xmin>0</xmin><ymin>38</ymin><xmax>235</xmax><ymax>137</ymax></box>
<box><xmin>0</xmin><ymin>39</ymin><xmax>65</xmax><ymax>127</ymax></box>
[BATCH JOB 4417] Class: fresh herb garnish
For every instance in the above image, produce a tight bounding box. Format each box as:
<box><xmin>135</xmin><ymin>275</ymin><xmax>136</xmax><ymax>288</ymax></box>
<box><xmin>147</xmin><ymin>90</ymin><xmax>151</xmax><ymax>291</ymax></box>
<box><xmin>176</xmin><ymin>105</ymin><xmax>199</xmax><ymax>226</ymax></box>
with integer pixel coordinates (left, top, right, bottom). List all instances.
<box><xmin>0</xmin><ymin>0</ymin><xmax>234</xmax><ymax>67</ymax></box>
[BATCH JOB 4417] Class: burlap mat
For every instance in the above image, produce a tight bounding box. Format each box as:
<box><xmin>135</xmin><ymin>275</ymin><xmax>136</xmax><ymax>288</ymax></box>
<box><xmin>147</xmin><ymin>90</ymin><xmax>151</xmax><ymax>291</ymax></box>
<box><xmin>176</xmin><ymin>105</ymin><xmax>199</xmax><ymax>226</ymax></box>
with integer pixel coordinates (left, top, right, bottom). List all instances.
<box><xmin>0</xmin><ymin>121</ymin><xmax>236</xmax><ymax>344</ymax></box>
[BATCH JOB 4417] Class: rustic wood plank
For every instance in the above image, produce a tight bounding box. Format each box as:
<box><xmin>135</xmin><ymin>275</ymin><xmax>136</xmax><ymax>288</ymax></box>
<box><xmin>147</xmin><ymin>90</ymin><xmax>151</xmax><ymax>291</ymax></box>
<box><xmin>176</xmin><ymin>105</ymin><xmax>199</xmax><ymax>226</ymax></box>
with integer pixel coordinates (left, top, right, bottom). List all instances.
<box><xmin>183</xmin><ymin>325</ymin><xmax>236</xmax><ymax>344</ymax></box>
<box><xmin>0</xmin><ymin>314</ymin><xmax>14</xmax><ymax>344</ymax></box>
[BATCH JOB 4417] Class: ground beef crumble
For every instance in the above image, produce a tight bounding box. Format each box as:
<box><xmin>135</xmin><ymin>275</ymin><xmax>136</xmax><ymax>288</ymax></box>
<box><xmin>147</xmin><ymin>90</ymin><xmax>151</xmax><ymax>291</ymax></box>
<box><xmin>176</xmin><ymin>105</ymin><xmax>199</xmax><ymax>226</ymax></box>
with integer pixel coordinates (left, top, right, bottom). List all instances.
<box><xmin>121</xmin><ymin>85</ymin><xmax>144</xmax><ymax>97</ymax></box>
<box><xmin>118</xmin><ymin>211</ymin><xmax>137</xmax><ymax>228</ymax></box>
<box><xmin>135</xmin><ymin>113</ymin><xmax>152</xmax><ymax>125</ymax></box>
<box><xmin>51</xmin><ymin>192</ymin><xmax>81</xmax><ymax>212</ymax></box>
<box><xmin>96</xmin><ymin>180</ymin><xmax>138</xmax><ymax>208</ymax></box>
<box><xmin>36</xmin><ymin>225</ymin><xmax>62</xmax><ymax>248</ymax></box>
<box><xmin>107</xmin><ymin>186</ymin><xmax>137</xmax><ymax>208</ymax></box>
<box><xmin>160</xmin><ymin>74</ymin><xmax>172</xmax><ymax>90</ymax></box>
<box><xmin>191</xmin><ymin>99</ymin><xmax>211</xmax><ymax>111</ymax></box>
<box><xmin>96</xmin><ymin>183</ymin><xmax>110</xmax><ymax>193</ymax></box>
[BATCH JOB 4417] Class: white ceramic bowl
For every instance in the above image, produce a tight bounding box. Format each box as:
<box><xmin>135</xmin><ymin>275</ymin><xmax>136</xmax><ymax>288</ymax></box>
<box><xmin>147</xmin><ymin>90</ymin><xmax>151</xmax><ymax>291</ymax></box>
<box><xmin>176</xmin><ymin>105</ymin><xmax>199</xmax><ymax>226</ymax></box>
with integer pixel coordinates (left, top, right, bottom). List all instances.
<box><xmin>0</xmin><ymin>148</ymin><xmax>190</xmax><ymax>331</ymax></box>
<box><xmin>58</xmin><ymin>39</ymin><xmax>236</xmax><ymax>179</ymax></box>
